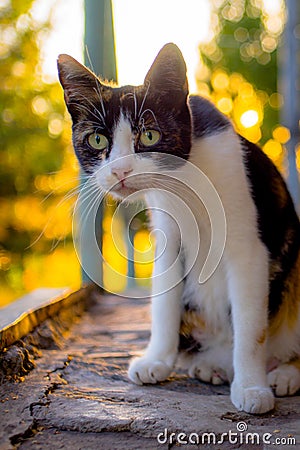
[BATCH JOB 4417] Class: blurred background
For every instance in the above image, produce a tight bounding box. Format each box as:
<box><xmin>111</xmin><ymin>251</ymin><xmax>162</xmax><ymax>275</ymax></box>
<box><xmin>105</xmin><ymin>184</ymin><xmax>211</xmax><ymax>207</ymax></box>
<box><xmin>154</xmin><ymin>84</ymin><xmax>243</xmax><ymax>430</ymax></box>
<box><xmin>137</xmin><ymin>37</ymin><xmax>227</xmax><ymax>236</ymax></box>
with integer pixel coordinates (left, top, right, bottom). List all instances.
<box><xmin>0</xmin><ymin>0</ymin><xmax>299</xmax><ymax>305</ymax></box>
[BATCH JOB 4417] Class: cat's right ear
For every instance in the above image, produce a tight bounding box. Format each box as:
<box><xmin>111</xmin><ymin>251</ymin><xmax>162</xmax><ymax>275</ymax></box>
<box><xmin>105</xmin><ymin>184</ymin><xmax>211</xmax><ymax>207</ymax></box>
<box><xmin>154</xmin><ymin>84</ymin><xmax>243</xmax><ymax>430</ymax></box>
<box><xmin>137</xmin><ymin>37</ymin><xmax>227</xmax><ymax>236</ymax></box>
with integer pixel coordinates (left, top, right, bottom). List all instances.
<box><xmin>144</xmin><ymin>43</ymin><xmax>189</xmax><ymax>107</ymax></box>
<box><xmin>57</xmin><ymin>55</ymin><xmax>100</xmax><ymax>119</ymax></box>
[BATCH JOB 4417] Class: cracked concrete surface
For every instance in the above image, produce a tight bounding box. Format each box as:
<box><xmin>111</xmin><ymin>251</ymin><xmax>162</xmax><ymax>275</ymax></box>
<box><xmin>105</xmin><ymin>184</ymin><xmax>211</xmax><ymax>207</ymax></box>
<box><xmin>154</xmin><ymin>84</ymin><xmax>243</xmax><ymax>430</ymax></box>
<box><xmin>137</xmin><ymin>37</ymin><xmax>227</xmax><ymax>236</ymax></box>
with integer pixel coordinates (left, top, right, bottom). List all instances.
<box><xmin>0</xmin><ymin>293</ymin><xmax>300</xmax><ymax>449</ymax></box>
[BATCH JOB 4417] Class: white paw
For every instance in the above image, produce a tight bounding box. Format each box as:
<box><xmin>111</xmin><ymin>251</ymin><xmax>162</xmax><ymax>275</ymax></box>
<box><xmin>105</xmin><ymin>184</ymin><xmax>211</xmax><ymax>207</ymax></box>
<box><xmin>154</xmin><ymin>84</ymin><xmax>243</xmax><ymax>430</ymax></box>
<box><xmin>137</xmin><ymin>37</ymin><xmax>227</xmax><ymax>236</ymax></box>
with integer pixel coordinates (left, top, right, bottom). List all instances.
<box><xmin>189</xmin><ymin>363</ymin><xmax>227</xmax><ymax>385</ymax></box>
<box><xmin>231</xmin><ymin>382</ymin><xmax>274</xmax><ymax>414</ymax></box>
<box><xmin>268</xmin><ymin>364</ymin><xmax>300</xmax><ymax>396</ymax></box>
<box><xmin>128</xmin><ymin>356</ymin><xmax>173</xmax><ymax>385</ymax></box>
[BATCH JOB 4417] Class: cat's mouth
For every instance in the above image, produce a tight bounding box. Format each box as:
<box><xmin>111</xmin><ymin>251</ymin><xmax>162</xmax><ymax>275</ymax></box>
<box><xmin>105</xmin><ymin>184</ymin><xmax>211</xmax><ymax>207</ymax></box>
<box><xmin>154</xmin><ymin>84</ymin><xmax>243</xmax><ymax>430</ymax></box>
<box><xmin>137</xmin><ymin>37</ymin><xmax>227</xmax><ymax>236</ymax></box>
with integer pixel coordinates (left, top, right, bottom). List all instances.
<box><xmin>111</xmin><ymin>180</ymin><xmax>139</xmax><ymax>197</ymax></box>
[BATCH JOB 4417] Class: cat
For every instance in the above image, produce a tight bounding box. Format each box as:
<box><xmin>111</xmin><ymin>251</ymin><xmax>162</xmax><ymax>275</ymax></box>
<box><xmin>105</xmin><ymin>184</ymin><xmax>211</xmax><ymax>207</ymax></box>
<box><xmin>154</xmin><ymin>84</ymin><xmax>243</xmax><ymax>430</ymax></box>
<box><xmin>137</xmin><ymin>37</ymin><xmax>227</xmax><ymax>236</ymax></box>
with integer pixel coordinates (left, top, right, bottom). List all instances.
<box><xmin>57</xmin><ymin>43</ymin><xmax>300</xmax><ymax>414</ymax></box>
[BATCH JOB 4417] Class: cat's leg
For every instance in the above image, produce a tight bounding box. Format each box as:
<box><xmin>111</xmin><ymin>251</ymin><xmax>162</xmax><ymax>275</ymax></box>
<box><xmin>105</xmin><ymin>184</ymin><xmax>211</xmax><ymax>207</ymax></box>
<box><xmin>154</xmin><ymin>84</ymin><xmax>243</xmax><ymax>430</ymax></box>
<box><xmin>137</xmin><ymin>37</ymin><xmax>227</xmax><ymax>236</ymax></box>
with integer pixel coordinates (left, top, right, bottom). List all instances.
<box><xmin>268</xmin><ymin>359</ymin><xmax>300</xmax><ymax>396</ymax></box>
<box><xmin>128</xmin><ymin>283</ymin><xmax>182</xmax><ymax>385</ymax></box>
<box><xmin>228</xmin><ymin>240</ymin><xmax>275</xmax><ymax>414</ymax></box>
<box><xmin>128</xmin><ymin>227</ymin><xmax>183</xmax><ymax>385</ymax></box>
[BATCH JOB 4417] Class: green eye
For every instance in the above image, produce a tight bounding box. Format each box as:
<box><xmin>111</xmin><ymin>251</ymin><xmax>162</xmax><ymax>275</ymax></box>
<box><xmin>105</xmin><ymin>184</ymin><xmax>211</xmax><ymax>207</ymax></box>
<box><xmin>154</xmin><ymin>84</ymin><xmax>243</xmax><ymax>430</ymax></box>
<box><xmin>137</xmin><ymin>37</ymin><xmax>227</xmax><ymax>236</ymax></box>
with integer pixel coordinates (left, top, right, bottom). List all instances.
<box><xmin>140</xmin><ymin>129</ymin><xmax>161</xmax><ymax>147</ymax></box>
<box><xmin>88</xmin><ymin>132</ymin><xmax>108</xmax><ymax>150</ymax></box>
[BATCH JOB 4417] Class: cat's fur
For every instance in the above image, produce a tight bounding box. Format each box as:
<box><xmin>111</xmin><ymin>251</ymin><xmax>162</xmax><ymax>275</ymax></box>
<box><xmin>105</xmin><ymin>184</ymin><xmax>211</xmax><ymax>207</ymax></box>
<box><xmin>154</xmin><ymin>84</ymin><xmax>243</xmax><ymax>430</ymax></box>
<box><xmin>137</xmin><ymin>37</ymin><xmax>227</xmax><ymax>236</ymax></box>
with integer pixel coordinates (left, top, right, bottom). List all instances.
<box><xmin>58</xmin><ymin>43</ymin><xmax>300</xmax><ymax>414</ymax></box>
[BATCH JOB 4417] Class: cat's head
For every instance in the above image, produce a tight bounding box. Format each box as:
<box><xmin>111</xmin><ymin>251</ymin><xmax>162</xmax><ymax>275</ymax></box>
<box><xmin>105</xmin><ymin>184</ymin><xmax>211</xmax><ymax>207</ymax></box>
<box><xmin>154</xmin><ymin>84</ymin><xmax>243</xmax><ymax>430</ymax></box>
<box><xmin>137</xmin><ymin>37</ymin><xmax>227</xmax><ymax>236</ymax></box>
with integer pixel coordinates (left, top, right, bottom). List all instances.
<box><xmin>57</xmin><ymin>43</ymin><xmax>191</xmax><ymax>199</ymax></box>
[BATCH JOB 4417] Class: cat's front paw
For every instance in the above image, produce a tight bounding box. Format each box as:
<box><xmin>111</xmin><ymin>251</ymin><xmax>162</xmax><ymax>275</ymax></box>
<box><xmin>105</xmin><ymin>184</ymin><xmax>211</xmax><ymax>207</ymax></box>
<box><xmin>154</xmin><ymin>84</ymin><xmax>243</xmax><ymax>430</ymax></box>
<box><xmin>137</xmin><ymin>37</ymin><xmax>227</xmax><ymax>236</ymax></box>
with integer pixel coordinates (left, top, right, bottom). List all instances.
<box><xmin>231</xmin><ymin>382</ymin><xmax>274</xmax><ymax>414</ymax></box>
<box><xmin>268</xmin><ymin>364</ymin><xmax>300</xmax><ymax>396</ymax></box>
<box><xmin>128</xmin><ymin>356</ymin><xmax>173</xmax><ymax>385</ymax></box>
<box><xmin>189</xmin><ymin>362</ymin><xmax>227</xmax><ymax>385</ymax></box>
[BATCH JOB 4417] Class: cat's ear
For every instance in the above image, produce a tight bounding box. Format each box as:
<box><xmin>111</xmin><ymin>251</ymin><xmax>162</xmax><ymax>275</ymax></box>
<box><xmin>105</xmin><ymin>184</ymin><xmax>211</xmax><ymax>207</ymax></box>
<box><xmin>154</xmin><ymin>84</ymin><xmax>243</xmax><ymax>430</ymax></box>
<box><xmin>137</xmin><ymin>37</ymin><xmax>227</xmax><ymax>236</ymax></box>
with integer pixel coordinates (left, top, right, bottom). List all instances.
<box><xmin>57</xmin><ymin>55</ymin><xmax>101</xmax><ymax>119</ymax></box>
<box><xmin>144</xmin><ymin>43</ymin><xmax>189</xmax><ymax>105</ymax></box>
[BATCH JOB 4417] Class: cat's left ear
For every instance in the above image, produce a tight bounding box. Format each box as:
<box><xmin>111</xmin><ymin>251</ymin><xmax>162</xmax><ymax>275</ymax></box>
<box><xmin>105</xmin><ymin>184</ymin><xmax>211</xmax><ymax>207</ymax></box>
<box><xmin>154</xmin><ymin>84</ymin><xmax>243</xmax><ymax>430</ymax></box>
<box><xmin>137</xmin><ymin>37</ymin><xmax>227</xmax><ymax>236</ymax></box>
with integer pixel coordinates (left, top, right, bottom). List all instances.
<box><xmin>57</xmin><ymin>55</ymin><xmax>102</xmax><ymax>119</ymax></box>
<box><xmin>144</xmin><ymin>43</ymin><xmax>189</xmax><ymax>105</ymax></box>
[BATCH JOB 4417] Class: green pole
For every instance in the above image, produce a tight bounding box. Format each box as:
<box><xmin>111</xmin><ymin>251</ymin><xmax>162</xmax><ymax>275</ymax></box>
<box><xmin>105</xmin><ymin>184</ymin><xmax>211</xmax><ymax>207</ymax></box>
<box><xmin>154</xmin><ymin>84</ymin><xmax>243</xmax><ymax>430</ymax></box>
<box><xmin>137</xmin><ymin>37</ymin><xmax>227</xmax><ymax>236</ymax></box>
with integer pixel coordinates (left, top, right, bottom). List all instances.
<box><xmin>280</xmin><ymin>0</ymin><xmax>300</xmax><ymax>212</ymax></box>
<box><xmin>84</xmin><ymin>0</ymin><xmax>117</xmax><ymax>81</ymax></box>
<box><xmin>80</xmin><ymin>0</ymin><xmax>117</xmax><ymax>286</ymax></box>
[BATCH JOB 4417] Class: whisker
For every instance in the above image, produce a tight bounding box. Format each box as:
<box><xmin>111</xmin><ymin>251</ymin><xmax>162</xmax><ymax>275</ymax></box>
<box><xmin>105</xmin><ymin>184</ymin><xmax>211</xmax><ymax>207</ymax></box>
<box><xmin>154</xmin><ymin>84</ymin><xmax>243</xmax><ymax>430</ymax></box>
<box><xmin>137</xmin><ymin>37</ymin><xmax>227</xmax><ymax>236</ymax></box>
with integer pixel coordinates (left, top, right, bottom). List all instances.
<box><xmin>123</xmin><ymin>92</ymin><xmax>138</xmax><ymax>120</ymax></box>
<box><xmin>142</xmin><ymin>175</ymin><xmax>196</xmax><ymax>202</ymax></box>
<box><xmin>68</xmin><ymin>98</ymin><xmax>104</xmax><ymax>124</ymax></box>
<box><xmin>138</xmin><ymin>80</ymin><xmax>150</xmax><ymax>118</ymax></box>
<box><xmin>85</xmin><ymin>45</ymin><xmax>95</xmax><ymax>74</ymax></box>
<box><xmin>36</xmin><ymin>170</ymin><xmax>95</xmax><ymax>203</ymax></box>
<box><xmin>38</xmin><ymin>178</ymin><xmax>80</xmax><ymax>204</ymax></box>
<box><xmin>140</xmin><ymin>108</ymin><xmax>161</xmax><ymax>130</ymax></box>
<box><xmin>76</xmin><ymin>47</ymin><xmax>107</xmax><ymax>121</ymax></box>
<box><xmin>50</xmin><ymin>237</ymin><xmax>63</xmax><ymax>253</ymax></box>
<box><xmin>72</xmin><ymin>119</ymin><xmax>102</xmax><ymax>130</ymax></box>
<box><xmin>27</xmin><ymin>177</ymin><xmax>99</xmax><ymax>250</ymax></box>
<box><xmin>93</xmin><ymin>84</ymin><xmax>106</xmax><ymax>120</ymax></box>
<box><xmin>76</xmin><ymin>183</ymin><xmax>105</xmax><ymax>241</ymax></box>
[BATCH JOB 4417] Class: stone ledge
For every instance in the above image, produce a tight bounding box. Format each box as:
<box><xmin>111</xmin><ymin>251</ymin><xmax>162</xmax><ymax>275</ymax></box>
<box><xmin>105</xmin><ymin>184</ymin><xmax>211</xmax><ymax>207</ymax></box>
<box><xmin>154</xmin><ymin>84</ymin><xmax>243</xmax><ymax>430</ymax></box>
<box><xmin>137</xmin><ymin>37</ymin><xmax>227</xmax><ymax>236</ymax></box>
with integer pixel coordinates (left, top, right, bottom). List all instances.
<box><xmin>1</xmin><ymin>293</ymin><xmax>300</xmax><ymax>449</ymax></box>
<box><xmin>0</xmin><ymin>284</ymin><xmax>98</xmax><ymax>381</ymax></box>
<box><xmin>0</xmin><ymin>285</ymin><xmax>97</xmax><ymax>351</ymax></box>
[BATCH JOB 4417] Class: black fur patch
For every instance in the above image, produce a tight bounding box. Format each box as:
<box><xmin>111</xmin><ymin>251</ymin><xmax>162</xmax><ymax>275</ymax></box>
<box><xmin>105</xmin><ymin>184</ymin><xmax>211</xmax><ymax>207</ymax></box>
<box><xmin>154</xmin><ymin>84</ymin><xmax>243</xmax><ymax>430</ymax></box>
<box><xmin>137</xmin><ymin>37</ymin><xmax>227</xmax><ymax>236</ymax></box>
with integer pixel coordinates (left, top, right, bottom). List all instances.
<box><xmin>241</xmin><ymin>136</ymin><xmax>300</xmax><ymax>316</ymax></box>
<box><xmin>178</xmin><ymin>333</ymin><xmax>202</xmax><ymax>353</ymax></box>
<box><xmin>189</xmin><ymin>95</ymin><xmax>231</xmax><ymax>139</ymax></box>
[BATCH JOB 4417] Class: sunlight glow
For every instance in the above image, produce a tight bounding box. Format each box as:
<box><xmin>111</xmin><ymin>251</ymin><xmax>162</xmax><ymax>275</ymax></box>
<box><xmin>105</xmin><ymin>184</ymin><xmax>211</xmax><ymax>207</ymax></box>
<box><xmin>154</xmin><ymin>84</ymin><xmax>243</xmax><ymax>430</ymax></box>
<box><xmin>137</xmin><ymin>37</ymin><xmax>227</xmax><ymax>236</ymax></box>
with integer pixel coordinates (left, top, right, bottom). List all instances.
<box><xmin>263</xmin><ymin>0</ymin><xmax>283</xmax><ymax>15</ymax></box>
<box><xmin>39</xmin><ymin>0</ymin><xmax>210</xmax><ymax>92</ymax></box>
<box><xmin>113</xmin><ymin>0</ymin><xmax>211</xmax><ymax>92</ymax></box>
<box><xmin>37</xmin><ymin>0</ymin><xmax>84</xmax><ymax>82</ymax></box>
<box><xmin>240</xmin><ymin>109</ymin><xmax>259</xmax><ymax>128</ymax></box>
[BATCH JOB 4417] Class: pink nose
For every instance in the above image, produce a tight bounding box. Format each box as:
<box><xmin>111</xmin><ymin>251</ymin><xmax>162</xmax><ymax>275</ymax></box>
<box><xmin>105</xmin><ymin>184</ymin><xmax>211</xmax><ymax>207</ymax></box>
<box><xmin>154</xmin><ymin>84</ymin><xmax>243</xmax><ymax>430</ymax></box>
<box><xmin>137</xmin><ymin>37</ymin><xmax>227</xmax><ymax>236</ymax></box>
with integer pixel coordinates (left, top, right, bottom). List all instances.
<box><xmin>111</xmin><ymin>167</ymin><xmax>133</xmax><ymax>181</ymax></box>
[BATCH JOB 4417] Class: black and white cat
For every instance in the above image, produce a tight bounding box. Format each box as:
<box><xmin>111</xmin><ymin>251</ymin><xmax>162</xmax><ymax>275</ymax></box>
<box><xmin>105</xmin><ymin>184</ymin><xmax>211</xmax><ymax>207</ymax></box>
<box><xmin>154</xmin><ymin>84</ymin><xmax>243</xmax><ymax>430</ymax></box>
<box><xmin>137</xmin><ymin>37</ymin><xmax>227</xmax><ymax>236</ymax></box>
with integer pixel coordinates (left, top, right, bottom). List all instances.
<box><xmin>58</xmin><ymin>43</ymin><xmax>300</xmax><ymax>414</ymax></box>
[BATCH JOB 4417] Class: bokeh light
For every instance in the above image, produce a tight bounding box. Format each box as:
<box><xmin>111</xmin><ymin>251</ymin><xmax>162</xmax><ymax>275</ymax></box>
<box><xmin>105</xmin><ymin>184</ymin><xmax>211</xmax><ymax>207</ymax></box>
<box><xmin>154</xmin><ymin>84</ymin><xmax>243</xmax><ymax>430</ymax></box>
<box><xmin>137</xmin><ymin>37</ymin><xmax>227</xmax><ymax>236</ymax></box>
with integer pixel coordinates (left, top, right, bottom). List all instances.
<box><xmin>240</xmin><ymin>110</ymin><xmax>259</xmax><ymax>128</ymax></box>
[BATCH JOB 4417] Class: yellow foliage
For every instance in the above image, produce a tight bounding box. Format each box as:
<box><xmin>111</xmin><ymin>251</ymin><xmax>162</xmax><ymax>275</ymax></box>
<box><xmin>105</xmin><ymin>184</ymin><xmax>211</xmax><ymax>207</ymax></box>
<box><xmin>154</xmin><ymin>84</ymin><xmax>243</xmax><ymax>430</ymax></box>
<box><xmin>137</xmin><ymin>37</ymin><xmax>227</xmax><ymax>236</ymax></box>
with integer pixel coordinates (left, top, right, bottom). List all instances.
<box><xmin>102</xmin><ymin>232</ymin><xmax>128</xmax><ymax>292</ymax></box>
<box><xmin>22</xmin><ymin>246</ymin><xmax>81</xmax><ymax>292</ymax></box>
<box><xmin>134</xmin><ymin>229</ymin><xmax>155</xmax><ymax>281</ymax></box>
<box><xmin>296</xmin><ymin>145</ymin><xmax>300</xmax><ymax>172</ymax></box>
